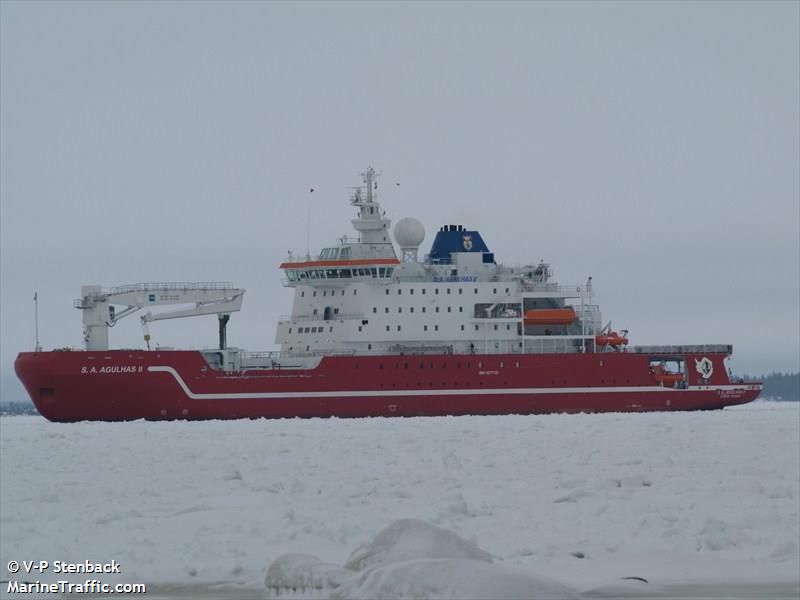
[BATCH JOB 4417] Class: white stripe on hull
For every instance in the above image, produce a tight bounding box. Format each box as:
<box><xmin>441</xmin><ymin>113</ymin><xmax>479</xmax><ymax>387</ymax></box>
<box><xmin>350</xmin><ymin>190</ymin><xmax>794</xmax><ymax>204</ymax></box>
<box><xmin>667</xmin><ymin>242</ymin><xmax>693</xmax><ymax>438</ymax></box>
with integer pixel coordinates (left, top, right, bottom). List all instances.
<box><xmin>147</xmin><ymin>366</ymin><xmax>761</xmax><ymax>401</ymax></box>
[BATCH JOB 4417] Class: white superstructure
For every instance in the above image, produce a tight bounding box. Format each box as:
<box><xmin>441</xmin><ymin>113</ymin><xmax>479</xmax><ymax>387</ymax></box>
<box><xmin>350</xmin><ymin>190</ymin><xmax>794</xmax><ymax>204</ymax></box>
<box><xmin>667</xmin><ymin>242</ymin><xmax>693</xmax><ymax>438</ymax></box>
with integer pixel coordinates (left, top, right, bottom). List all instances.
<box><xmin>276</xmin><ymin>167</ymin><xmax>602</xmax><ymax>357</ymax></box>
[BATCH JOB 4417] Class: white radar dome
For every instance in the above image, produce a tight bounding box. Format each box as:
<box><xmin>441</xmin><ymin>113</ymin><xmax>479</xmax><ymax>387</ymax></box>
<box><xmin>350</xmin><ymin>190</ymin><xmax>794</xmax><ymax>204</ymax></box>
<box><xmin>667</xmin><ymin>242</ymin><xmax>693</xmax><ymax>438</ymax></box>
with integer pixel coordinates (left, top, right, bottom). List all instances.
<box><xmin>394</xmin><ymin>217</ymin><xmax>425</xmax><ymax>248</ymax></box>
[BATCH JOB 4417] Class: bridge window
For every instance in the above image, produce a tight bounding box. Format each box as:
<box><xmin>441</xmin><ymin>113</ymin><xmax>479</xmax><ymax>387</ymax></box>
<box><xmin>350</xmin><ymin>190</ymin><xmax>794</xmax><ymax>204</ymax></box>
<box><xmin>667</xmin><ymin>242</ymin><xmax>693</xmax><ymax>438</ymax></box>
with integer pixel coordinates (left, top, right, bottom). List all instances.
<box><xmin>385</xmin><ymin>288</ymin><xmax>389</xmax><ymax>295</ymax></box>
<box><xmin>410</xmin><ymin>307</ymin><xmax>414</xmax><ymax>313</ymax></box>
<box><xmin>410</xmin><ymin>289</ymin><xmax>414</xmax><ymax>295</ymax></box>
<box><xmin>385</xmin><ymin>307</ymin><xmax>389</xmax><ymax>313</ymax></box>
<box><xmin>422</xmin><ymin>307</ymin><xmax>426</xmax><ymax>313</ymax></box>
<box><xmin>422</xmin><ymin>288</ymin><xmax>427</xmax><ymax>295</ymax></box>
<box><xmin>434</xmin><ymin>325</ymin><xmax>439</xmax><ymax>331</ymax></box>
<box><xmin>373</xmin><ymin>307</ymin><xmax>377</xmax><ymax>313</ymax></box>
<box><xmin>288</xmin><ymin>328</ymin><xmax>292</xmax><ymax>333</ymax></box>
<box><xmin>424</xmin><ymin>325</ymin><xmax>428</xmax><ymax>331</ymax></box>
<box><xmin>474</xmin><ymin>288</ymin><xmax>478</xmax><ymax>294</ymax></box>
<box><xmin>447</xmin><ymin>289</ymin><xmax>451</xmax><ymax>294</ymax></box>
<box><xmin>435</xmin><ymin>307</ymin><xmax>440</xmax><ymax>313</ymax></box>
<box><xmin>398</xmin><ymin>307</ymin><xmax>402</xmax><ymax>313</ymax></box>
<box><xmin>398</xmin><ymin>289</ymin><xmax>402</xmax><ymax>295</ymax></box>
<box><xmin>435</xmin><ymin>288</ymin><xmax>439</xmax><ymax>294</ymax></box>
<box><xmin>386</xmin><ymin>325</ymin><xmax>390</xmax><ymax>331</ymax></box>
<box><xmin>460</xmin><ymin>324</ymin><xmax>465</xmax><ymax>331</ymax></box>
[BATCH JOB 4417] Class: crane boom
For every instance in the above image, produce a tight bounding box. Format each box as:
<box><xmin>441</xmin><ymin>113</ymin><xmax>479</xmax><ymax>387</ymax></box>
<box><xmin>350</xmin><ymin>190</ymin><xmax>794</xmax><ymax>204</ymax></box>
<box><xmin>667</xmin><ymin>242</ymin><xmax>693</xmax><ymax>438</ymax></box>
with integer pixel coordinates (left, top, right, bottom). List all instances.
<box><xmin>74</xmin><ymin>282</ymin><xmax>245</xmax><ymax>350</ymax></box>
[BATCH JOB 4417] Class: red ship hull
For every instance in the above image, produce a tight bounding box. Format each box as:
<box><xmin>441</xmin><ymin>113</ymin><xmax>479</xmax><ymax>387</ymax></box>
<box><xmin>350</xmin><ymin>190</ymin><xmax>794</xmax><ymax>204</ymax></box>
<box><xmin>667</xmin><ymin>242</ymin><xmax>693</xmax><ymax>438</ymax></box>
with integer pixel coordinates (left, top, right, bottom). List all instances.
<box><xmin>15</xmin><ymin>350</ymin><xmax>761</xmax><ymax>422</ymax></box>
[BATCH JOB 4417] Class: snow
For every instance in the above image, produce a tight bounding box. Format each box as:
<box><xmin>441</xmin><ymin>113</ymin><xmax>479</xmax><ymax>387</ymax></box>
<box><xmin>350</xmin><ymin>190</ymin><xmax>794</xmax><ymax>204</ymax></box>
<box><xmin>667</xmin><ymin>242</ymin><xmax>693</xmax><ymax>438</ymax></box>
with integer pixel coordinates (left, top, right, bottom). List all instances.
<box><xmin>265</xmin><ymin>520</ymin><xmax>579</xmax><ymax>599</ymax></box>
<box><xmin>1</xmin><ymin>402</ymin><xmax>798</xmax><ymax>596</ymax></box>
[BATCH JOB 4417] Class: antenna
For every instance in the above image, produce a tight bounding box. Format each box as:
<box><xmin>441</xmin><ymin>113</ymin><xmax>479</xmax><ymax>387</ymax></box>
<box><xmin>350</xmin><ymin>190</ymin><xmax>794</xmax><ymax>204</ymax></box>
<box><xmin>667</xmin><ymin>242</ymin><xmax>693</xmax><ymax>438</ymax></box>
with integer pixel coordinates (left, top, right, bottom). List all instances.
<box><xmin>306</xmin><ymin>188</ymin><xmax>313</xmax><ymax>260</ymax></box>
<box><xmin>34</xmin><ymin>292</ymin><xmax>41</xmax><ymax>352</ymax></box>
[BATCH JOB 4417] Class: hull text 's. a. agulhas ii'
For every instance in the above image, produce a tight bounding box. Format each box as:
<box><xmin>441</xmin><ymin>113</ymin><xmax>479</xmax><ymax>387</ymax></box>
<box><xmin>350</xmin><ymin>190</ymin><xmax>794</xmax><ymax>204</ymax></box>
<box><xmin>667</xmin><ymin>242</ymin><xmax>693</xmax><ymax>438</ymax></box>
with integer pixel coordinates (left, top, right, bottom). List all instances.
<box><xmin>15</xmin><ymin>167</ymin><xmax>761</xmax><ymax>421</ymax></box>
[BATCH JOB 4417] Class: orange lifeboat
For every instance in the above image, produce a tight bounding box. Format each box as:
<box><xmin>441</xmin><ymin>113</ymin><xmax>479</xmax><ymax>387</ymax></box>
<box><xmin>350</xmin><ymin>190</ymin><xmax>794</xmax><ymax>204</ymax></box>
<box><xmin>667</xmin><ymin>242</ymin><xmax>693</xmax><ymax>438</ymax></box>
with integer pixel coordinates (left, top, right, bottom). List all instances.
<box><xmin>651</xmin><ymin>364</ymin><xmax>683</xmax><ymax>384</ymax></box>
<box><xmin>595</xmin><ymin>331</ymin><xmax>629</xmax><ymax>346</ymax></box>
<box><xmin>523</xmin><ymin>307</ymin><xmax>577</xmax><ymax>325</ymax></box>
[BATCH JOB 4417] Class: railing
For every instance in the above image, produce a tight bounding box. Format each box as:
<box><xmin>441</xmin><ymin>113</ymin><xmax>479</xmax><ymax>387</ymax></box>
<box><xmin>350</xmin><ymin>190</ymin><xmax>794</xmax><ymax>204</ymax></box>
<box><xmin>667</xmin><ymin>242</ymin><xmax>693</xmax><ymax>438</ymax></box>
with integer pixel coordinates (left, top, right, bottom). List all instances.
<box><xmin>631</xmin><ymin>344</ymin><xmax>733</xmax><ymax>355</ymax></box>
<box><xmin>106</xmin><ymin>282</ymin><xmax>237</xmax><ymax>295</ymax></box>
<box><xmin>520</xmin><ymin>283</ymin><xmax>592</xmax><ymax>296</ymax></box>
<box><xmin>278</xmin><ymin>313</ymin><xmax>365</xmax><ymax>323</ymax></box>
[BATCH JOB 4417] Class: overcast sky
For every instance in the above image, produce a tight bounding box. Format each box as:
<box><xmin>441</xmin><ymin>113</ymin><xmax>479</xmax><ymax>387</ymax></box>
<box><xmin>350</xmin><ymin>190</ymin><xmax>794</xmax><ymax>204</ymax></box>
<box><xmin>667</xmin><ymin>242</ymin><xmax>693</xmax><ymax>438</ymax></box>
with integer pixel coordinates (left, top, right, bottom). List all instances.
<box><xmin>1</xmin><ymin>1</ymin><xmax>798</xmax><ymax>402</ymax></box>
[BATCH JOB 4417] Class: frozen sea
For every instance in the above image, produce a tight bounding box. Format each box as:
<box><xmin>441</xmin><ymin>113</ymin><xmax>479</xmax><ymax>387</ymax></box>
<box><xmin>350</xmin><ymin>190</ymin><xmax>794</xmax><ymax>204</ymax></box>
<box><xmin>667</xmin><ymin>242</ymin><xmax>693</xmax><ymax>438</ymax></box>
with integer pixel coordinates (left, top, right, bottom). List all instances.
<box><xmin>1</xmin><ymin>402</ymin><xmax>798</xmax><ymax>599</ymax></box>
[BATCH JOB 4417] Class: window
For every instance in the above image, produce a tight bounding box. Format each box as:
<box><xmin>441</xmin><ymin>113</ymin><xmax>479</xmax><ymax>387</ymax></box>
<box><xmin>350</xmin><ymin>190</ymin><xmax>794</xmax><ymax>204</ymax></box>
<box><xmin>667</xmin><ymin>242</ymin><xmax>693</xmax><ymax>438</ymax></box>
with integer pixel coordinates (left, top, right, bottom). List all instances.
<box><xmin>313</xmin><ymin>308</ymin><xmax>318</xmax><ymax>315</ymax></box>
<box><xmin>397</xmin><ymin>325</ymin><xmax>402</xmax><ymax>331</ymax></box>
<box><xmin>447</xmin><ymin>289</ymin><xmax>451</xmax><ymax>295</ymax></box>
<box><xmin>494</xmin><ymin>324</ymin><xmax>498</xmax><ymax>330</ymax></box>
<box><xmin>410</xmin><ymin>307</ymin><xmax>414</xmax><ymax>313</ymax></box>
<box><xmin>329</xmin><ymin>327</ymin><xmax>333</xmax><ymax>332</ymax></box>
<box><xmin>288</xmin><ymin>327</ymin><xmax>292</xmax><ymax>333</ymax></box>
<box><xmin>424</xmin><ymin>325</ymin><xmax>428</xmax><ymax>331</ymax></box>
<box><xmin>458</xmin><ymin>288</ymin><xmax>463</xmax><ymax>295</ymax></box>
<box><xmin>447</xmin><ymin>307</ymin><xmax>452</xmax><ymax>313</ymax></box>
<box><xmin>422</xmin><ymin>307</ymin><xmax>426</xmax><ymax>313</ymax></box>
<box><xmin>505</xmin><ymin>288</ymin><xmax>509</xmax><ymax>294</ymax></box>
<box><xmin>353</xmin><ymin>289</ymin><xmax>357</xmax><ymax>295</ymax></box>
<box><xmin>506</xmin><ymin>324</ymin><xmax>511</xmax><ymax>330</ymax></box>
<box><xmin>341</xmin><ymin>290</ymin><xmax>345</xmax><ymax>296</ymax></box>
<box><xmin>434</xmin><ymin>325</ymin><xmax>439</xmax><ymax>331</ymax></box>
<box><xmin>386</xmin><ymin>325</ymin><xmax>390</xmax><ymax>331</ymax></box>
<box><xmin>385</xmin><ymin>289</ymin><xmax>389</xmax><ymax>295</ymax></box>
<box><xmin>313</xmin><ymin>291</ymin><xmax>317</xmax><ymax>297</ymax></box>
<box><xmin>460</xmin><ymin>325</ymin><xmax>465</xmax><ymax>331</ymax></box>
<box><xmin>385</xmin><ymin>307</ymin><xmax>389</xmax><ymax>313</ymax></box>
<box><xmin>474</xmin><ymin>325</ymin><xmax>479</xmax><ymax>331</ymax></box>
<box><xmin>435</xmin><ymin>307</ymin><xmax>440</xmax><ymax>313</ymax></box>
<box><xmin>358</xmin><ymin>326</ymin><xmax>362</xmax><ymax>332</ymax></box>
<box><xmin>435</xmin><ymin>289</ymin><xmax>439</xmax><ymax>295</ymax></box>
<box><xmin>422</xmin><ymin>289</ymin><xmax>426</xmax><ymax>295</ymax></box>
<box><xmin>301</xmin><ymin>291</ymin><xmax>305</xmax><ymax>298</ymax></box>
<box><xmin>323</xmin><ymin>291</ymin><xmax>327</xmax><ymax>297</ymax></box>
<box><xmin>410</xmin><ymin>289</ymin><xmax>414</xmax><ymax>295</ymax></box>
<box><xmin>398</xmin><ymin>289</ymin><xmax>402</xmax><ymax>295</ymax></box>
<box><xmin>398</xmin><ymin>307</ymin><xmax>402</xmax><ymax>313</ymax></box>
<box><xmin>459</xmin><ymin>306</ymin><xmax>463</xmax><ymax>312</ymax></box>
<box><xmin>373</xmin><ymin>307</ymin><xmax>377</xmax><ymax>313</ymax></box>
<box><xmin>368</xmin><ymin>344</ymin><xmax>372</xmax><ymax>350</ymax></box>
<box><xmin>493</xmin><ymin>288</ymin><xmax>497</xmax><ymax>294</ymax></box>
<box><xmin>474</xmin><ymin>288</ymin><xmax>478</xmax><ymax>294</ymax></box>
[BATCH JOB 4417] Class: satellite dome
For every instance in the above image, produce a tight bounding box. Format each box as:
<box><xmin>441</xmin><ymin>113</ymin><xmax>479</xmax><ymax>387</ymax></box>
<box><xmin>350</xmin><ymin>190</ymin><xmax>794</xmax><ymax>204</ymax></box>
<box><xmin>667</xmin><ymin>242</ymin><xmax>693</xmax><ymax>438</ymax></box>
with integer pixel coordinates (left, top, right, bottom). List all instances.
<box><xmin>394</xmin><ymin>217</ymin><xmax>425</xmax><ymax>248</ymax></box>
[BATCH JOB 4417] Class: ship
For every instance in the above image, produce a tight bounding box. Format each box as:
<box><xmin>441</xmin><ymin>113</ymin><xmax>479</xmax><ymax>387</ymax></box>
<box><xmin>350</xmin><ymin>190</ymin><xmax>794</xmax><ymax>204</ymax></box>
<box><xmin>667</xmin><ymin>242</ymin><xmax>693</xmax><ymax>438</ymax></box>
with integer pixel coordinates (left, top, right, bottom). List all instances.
<box><xmin>15</xmin><ymin>167</ymin><xmax>762</xmax><ymax>421</ymax></box>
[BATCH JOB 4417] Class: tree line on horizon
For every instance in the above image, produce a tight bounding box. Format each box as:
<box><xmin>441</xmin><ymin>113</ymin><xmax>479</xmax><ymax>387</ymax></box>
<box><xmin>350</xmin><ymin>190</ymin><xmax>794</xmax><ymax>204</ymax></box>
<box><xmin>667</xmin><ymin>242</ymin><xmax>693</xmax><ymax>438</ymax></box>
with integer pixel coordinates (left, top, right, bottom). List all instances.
<box><xmin>737</xmin><ymin>371</ymin><xmax>800</xmax><ymax>401</ymax></box>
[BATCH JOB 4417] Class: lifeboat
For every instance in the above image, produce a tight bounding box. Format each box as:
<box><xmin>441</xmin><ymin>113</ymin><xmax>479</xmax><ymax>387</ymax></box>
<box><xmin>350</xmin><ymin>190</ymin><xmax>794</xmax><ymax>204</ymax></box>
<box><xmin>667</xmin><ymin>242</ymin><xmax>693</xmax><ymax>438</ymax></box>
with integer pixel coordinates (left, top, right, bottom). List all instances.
<box><xmin>523</xmin><ymin>307</ymin><xmax>577</xmax><ymax>325</ymax></box>
<box><xmin>595</xmin><ymin>331</ymin><xmax>629</xmax><ymax>346</ymax></box>
<box><xmin>651</xmin><ymin>364</ymin><xmax>684</xmax><ymax>384</ymax></box>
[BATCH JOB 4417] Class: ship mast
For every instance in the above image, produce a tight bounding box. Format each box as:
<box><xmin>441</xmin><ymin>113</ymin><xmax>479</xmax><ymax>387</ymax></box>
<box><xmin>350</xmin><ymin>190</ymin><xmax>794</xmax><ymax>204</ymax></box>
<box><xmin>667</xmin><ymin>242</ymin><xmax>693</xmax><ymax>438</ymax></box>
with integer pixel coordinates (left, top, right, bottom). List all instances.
<box><xmin>350</xmin><ymin>166</ymin><xmax>391</xmax><ymax>245</ymax></box>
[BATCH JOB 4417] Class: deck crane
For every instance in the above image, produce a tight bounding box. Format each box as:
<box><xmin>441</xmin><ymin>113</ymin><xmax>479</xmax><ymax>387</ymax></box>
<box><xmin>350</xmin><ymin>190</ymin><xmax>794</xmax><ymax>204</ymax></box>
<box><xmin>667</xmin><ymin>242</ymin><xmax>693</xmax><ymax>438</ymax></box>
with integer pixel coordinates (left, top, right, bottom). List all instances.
<box><xmin>74</xmin><ymin>283</ymin><xmax>245</xmax><ymax>351</ymax></box>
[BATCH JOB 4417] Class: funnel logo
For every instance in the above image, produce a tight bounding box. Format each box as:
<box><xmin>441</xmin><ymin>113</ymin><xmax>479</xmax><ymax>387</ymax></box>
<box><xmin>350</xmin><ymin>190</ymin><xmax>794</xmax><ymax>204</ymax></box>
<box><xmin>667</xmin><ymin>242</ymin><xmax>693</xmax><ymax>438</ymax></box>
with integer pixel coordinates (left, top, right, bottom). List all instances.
<box><xmin>695</xmin><ymin>357</ymin><xmax>714</xmax><ymax>379</ymax></box>
<box><xmin>462</xmin><ymin>234</ymin><xmax>473</xmax><ymax>251</ymax></box>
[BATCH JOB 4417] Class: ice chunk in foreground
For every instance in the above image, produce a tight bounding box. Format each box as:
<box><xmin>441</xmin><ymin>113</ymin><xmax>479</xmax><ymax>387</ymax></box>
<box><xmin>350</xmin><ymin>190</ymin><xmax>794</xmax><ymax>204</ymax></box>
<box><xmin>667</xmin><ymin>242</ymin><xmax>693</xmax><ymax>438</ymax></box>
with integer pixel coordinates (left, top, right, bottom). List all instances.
<box><xmin>265</xmin><ymin>519</ymin><xmax>578</xmax><ymax>599</ymax></box>
<box><xmin>264</xmin><ymin>554</ymin><xmax>351</xmax><ymax>599</ymax></box>
<box><xmin>332</xmin><ymin>558</ymin><xmax>580</xmax><ymax>600</ymax></box>
<box><xmin>344</xmin><ymin>518</ymin><xmax>493</xmax><ymax>571</ymax></box>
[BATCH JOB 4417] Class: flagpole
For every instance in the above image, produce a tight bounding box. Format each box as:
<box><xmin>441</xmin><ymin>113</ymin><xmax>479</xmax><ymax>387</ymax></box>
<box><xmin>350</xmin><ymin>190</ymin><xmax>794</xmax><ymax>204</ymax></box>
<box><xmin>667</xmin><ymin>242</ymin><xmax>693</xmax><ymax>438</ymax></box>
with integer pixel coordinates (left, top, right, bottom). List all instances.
<box><xmin>34</xmin><ymin>292</ymin><xmax>41</xmax><ymax>352</ymax></box>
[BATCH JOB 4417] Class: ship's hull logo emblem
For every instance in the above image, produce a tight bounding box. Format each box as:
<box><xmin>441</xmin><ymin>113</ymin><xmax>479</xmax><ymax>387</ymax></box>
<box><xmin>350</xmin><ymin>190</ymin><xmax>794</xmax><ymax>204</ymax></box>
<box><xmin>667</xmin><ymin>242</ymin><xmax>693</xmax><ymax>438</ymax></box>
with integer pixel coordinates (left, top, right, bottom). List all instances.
<box><xmin>695</xmin><ymin>357</ymin><xmax>713</xmax><ymax>379</ymax></box>
<box><xmin>462</xmin><ymin>234</ymin><xmax>473</xmax><ymax>251</ymax></box>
